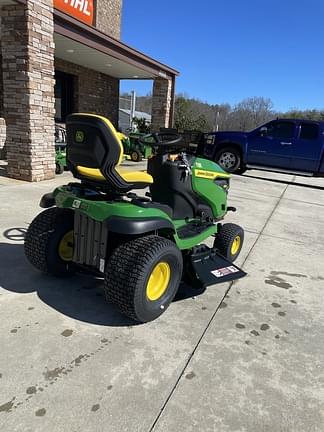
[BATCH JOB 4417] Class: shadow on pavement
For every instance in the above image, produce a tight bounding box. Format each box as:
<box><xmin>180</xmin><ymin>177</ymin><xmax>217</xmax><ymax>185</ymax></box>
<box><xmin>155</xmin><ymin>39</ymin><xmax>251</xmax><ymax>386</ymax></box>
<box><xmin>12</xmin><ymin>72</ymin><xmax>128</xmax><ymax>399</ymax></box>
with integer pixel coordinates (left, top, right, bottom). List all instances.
<box><xmin>3</xmin><ymin>227</ymin><xmax>27</xmax><ymax>241</ymax></box>
<box><xmin>0</xmin><ymin>242</ymin><xmax>136</xmax><ymax>327</ymax></box>
<box><xmin>174</xmin><ymin>282</ymin><xmax>206</xmax><ymax>302</ymax></box>
<box><xmin>244</xmin><ymin>174</ymin><xmax>324</xmax><ymax>191</ymax></box>
<box><xmin>0</xmin><ymin>240</ymin><xmax>205</xmax><ymax>327</ymax></box>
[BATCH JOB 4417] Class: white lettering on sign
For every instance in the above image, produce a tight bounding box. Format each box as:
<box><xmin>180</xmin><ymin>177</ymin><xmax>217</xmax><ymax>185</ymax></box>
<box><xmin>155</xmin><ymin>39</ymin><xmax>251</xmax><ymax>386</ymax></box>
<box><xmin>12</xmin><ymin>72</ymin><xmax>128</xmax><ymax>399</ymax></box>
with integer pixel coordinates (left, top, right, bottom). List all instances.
<box><xmin>63</xmin><ymin>0</ymin><xmax>91</xmax><ymax>16</ymax></box>
<box><xmin>55</xmin><ymin>0</ymin><xmax>94</xmax><ymax>25</ymax></box>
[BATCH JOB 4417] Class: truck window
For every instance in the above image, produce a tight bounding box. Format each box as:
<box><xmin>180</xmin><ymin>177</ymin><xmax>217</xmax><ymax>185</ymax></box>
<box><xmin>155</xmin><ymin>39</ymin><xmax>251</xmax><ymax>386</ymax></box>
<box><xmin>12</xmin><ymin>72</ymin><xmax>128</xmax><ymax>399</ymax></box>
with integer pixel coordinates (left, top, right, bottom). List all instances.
<box><xmin>266</xmin><ymin>121</ymin><xmax>295</xmax><ymax>139</ymax></box>
<box><xmin>299</xmin><ymin>123</ymin><xmax>319</xmax><ymax>140</ymax></box>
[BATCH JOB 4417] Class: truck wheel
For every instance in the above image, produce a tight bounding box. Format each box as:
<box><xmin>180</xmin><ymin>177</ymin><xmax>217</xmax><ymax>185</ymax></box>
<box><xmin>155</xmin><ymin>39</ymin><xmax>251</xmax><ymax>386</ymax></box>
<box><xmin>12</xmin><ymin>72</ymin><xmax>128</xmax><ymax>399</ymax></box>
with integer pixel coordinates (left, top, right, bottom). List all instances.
<box><xmin>213</xmin><ymin>223</ymin><xmax>244</xmax><ymax>262</ymax></box>
<box><xmin>130</xmin><ymin>150</ymin><xmax>142</xmax><ymax>162</ymax></box>
<box><xmin>215</xmin><ymin>147</ymin><xmax>241</xmax><ymax>173</ymax></box>
<box><xmin>24</xmin><ymin>207</ymin><xmax>75</xmax><ymax>277</ymax></box>
<box><xmin>55</xmin><ymin>162</ymin><xmax>64</xmax><ymax>174</ymax></box>
<box><xmin>104</xmin><ymin>235</ymin><xmax>183</xmax><ymax>323</ymax></box>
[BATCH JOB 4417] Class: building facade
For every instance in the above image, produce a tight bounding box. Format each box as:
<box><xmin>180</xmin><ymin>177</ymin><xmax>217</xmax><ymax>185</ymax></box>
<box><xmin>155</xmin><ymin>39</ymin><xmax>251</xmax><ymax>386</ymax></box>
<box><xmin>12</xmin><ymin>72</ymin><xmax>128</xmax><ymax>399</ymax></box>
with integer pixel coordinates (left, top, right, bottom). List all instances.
<box><xmin>0</xmin><ymin>0</ymin><xmax>178</xmax><ymax>181</ymax></box>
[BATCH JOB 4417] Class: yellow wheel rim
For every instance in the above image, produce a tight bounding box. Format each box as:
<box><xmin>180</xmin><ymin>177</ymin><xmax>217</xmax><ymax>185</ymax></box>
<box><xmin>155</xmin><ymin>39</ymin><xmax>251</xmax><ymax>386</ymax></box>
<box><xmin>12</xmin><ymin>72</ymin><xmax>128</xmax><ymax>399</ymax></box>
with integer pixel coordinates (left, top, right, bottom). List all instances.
<box><xmin>146</xmin><ymin>262</ymin><xmax>171</xmax><ymax>301</ymax></box>
<box><xmin>58</xmin><ymin>231</ymin><xmax>74</xmax><ymax>262</ymax></box>
<box><xmin>231</xmin><ymin>235</ymin><xmax>241</xmax><ymax>256</ymax></box>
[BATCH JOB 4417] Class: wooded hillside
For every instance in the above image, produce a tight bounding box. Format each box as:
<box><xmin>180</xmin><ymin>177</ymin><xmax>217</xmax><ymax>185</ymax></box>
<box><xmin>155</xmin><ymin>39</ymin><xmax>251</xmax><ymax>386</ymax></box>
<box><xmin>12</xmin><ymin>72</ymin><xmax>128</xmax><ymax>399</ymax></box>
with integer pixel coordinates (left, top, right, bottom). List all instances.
<box><xmin>121</xmin><ymin>92</ymin><xmax>324</xmax><ymax>132</ymax></box>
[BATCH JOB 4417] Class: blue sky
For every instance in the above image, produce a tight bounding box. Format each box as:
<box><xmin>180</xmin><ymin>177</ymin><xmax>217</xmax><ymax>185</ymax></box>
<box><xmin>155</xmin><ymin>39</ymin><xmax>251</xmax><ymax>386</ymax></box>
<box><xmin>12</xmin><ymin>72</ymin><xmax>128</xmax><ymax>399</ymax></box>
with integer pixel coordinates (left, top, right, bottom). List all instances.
<box><xmin>120</xmin><ymin>0</ymin><xmax>324</xmax><ymax>111</ymax></box>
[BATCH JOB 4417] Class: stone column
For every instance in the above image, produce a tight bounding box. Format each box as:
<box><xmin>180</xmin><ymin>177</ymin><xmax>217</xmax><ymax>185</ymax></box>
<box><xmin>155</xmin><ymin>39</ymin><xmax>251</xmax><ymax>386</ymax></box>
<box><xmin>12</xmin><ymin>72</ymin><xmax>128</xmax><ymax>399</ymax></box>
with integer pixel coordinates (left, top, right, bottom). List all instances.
<box><xmin>151</xmin><ymin>77</ymin><xmax>174</xmax><ymax>131</ymax></box>
<box><xmin>0</xmin><ymin>44</ymin><xmax>6</xmax><ymax>159</ymax></box>
<box><xmin>95</xmin><ymin>0</ymin><xmax>123</xmax><ymax>39</ymax></box>
<box><xmin>1</xmin><ymin>0</ymin><xmax>55</xmax><ymax>181</ymax></box>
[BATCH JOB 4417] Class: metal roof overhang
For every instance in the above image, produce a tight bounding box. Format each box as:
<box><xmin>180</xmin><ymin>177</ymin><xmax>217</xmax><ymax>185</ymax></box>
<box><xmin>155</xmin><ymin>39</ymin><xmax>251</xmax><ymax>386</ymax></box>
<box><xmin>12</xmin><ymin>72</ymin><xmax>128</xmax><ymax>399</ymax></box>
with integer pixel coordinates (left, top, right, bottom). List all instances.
<box><xmin>54</xmin><ymin>10</ymin><xmax>179</xmax><ymax>81</ymax></box>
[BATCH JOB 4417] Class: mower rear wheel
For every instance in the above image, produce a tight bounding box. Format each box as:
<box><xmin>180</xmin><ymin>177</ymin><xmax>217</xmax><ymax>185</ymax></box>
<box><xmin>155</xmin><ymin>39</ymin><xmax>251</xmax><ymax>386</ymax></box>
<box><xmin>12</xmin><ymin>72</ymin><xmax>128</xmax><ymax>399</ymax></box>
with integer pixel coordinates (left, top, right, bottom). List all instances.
<box><xmin>213</xmin><ymin>223</ymin><xmax>244</xmax><ymax>262</ymax></box>
<box><xmin>104</xmin><ymin>235</ymin><xmax>183</xmax><ymax>322</ymax></box>
<box><xmin>55</xmin><ymin>162</ymin><xmax>64</xmax><ymax>174</ymax></box>
<box><xmin>24</xmin><ymin>207</ymin><xmax>75</xmax><ymax>277</ymax></box>
<box><xmin>130</xmin><ymin>149</ymin><xmax>142</xmax><ymax>162</ymax></box>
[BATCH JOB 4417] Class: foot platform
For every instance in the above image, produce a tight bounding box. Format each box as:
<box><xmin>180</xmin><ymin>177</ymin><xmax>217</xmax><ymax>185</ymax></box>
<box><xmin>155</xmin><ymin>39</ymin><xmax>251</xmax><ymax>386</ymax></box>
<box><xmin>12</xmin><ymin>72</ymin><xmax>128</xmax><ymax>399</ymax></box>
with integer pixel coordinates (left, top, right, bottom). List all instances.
<box><xmin>189</xmin><ymin>245</ymin><xmax>246</xmax><ymax>288</ymax></box>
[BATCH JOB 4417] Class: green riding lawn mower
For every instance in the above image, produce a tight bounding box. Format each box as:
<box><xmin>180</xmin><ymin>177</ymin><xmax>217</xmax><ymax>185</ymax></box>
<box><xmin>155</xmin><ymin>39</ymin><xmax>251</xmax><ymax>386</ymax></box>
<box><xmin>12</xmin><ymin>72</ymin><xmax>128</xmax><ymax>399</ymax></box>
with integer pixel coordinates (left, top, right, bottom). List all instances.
<box><xmin>117</xmin><ymin>131</ymin><xmax>152</xmax><ymax>162</ymax></box>
<box><xmin>55</xmin><ymin>125</ymin><xmax>67</xmax><ymax>175</ymax></box>
<box><xmin>25</xmin><ymin>113</ymin><xmax>246</xmax><ymax>323</ymax></box>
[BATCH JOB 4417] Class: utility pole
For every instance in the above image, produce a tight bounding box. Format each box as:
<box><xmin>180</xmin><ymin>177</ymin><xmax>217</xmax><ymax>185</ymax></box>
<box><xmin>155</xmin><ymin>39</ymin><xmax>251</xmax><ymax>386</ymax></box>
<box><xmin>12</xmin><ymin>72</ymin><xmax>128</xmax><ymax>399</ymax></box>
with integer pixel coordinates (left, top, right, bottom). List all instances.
<box><xmin>130</xmin><ymin>90</ymin><xmax>136</xmax><ymax>130</ymax></box>
<box><xmin>213</xmin><ymin>106</ymin><xmax>220</xmax><ymax>132</ymax></box>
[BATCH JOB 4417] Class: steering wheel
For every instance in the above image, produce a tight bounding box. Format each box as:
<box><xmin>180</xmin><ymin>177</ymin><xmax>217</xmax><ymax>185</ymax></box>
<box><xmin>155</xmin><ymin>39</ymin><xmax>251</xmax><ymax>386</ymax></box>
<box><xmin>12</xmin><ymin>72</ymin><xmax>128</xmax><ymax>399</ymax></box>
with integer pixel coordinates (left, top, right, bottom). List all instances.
<box><xmin>138</xmin><ymin>132</ymin><xmax>183</xmax><ymax>147</ymax></box>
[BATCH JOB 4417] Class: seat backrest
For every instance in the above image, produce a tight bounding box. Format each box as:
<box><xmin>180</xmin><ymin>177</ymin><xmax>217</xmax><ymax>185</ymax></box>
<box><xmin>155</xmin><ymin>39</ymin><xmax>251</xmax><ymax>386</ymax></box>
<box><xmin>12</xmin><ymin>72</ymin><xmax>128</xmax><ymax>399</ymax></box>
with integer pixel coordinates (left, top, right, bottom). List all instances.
<box><xmin>66</xmin><ymin>114</ymin><xmax>130</xmax><ymax>191</ymax></box>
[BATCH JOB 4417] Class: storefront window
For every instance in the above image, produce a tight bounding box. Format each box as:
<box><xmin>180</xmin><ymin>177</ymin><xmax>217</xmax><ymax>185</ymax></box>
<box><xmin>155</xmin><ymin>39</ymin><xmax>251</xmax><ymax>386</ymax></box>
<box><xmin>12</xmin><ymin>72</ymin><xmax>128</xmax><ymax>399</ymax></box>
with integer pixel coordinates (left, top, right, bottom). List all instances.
<box><xmin>55</xmin><ymin>71</ymin><xmax>74</xmax><ymax>122</ymax></box>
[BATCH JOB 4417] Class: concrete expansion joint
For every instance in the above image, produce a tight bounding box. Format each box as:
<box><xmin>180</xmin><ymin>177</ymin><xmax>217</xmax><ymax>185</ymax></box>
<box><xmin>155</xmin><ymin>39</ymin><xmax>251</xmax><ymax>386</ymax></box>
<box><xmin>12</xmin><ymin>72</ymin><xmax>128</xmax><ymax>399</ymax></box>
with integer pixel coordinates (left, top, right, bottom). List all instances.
<box><xmin>148</xmin><ymin>180</ymin><xmax>292</xmax><ymax>432</ymax></box>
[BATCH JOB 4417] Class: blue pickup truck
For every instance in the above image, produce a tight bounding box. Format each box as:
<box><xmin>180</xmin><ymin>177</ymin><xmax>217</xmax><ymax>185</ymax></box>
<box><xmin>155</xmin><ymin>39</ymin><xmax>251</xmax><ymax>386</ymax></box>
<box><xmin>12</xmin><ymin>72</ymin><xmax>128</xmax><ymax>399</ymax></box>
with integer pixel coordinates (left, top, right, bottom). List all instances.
<box><xmin>198</xmin><ymin>119</ymin><xmax>324</xmax><ymax>176</ymax></box>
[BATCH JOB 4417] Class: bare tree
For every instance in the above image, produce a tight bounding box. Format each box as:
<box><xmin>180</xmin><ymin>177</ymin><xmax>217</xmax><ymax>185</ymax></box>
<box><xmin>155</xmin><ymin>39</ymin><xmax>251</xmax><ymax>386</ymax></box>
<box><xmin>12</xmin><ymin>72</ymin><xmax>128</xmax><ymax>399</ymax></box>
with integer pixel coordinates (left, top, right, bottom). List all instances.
<box><xmin>229</xmin><ymin>97</ymin><xmax>274</xmax><ymax>131</ymax></box>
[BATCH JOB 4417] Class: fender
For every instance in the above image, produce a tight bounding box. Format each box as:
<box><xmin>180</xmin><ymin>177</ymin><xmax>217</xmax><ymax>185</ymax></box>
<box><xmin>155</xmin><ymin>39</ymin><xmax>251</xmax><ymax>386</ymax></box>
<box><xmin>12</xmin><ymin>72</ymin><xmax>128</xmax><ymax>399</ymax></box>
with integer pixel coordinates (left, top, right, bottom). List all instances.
<box><xmin>40</xmin><ymin>192</ymin><xmax>55</xmax><ymax>208</ymax></box>
<box><xmin>105</xmin><ymin>216</ymin><xmax>175</xmax><ymax>235</ymax></box>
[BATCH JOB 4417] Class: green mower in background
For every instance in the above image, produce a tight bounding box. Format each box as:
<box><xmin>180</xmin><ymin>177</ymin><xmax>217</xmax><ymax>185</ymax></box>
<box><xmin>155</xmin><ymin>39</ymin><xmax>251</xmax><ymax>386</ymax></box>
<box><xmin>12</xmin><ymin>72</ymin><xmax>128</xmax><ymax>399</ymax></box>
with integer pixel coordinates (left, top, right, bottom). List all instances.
<box><xmin>118</xmin><ymin>131</ymin><xmax>152</xmax><ymax>162</ymax></box>
<box><xmin>55</xmin><ymin>146</ymin><xmax>66</xmax><ymax>174</ymax></box>
<box><xmin>55</xmin><ymin>125</ymin><xmax>67</xmax><ymax>174</ymax></box>
<box><xmin>25</xmin><ymin>113</ymin><xmax>246</xmax><ymax>323</ymax></box>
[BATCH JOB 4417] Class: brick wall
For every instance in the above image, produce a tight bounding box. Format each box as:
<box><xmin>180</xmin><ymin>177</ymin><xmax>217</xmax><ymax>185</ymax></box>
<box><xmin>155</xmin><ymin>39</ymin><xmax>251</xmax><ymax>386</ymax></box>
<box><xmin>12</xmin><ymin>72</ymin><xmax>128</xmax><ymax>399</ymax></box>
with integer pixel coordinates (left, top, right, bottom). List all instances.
<box><xmin>55</xmin><ymin>58</ymin><xmax>119</xmax><ymax>127</ymax></box>
<box><xmin>0</xmin><ymin>46</ymin><xmax>5</xmax><ymax>156</ymax></box>
<box><xmin>0</xmin><ymin>51</ymin><xmax>3</xmax><ymax>117</ymax></box>
<box><xmin>0</xmin><ymin>118</ymin><xmax>6</xmax><ymax>156</ymax></box>
<box><xmin>96</xmin><ymin>0</ymin><xmax>122</xmax><ymax>39</ymax></box>
<box><xmin>1</xmin><ymin>0</ymin><xmax>55</xmax><ymax>181</ymax></box>
<box><xmin>151</xmin><ymin>78</ymin><xmax>173</xmax><ymax>131</ymax></box>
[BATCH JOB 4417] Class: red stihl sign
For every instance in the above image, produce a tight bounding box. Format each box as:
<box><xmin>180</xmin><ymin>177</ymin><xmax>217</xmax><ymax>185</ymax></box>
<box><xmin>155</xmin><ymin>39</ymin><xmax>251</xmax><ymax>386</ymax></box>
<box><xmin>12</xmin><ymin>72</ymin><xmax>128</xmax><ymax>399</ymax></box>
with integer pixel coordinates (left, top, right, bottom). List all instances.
<box><xmin>54</xmin><ymin>0</ymin><xmax>95</xmax><ymax>26</ymax></box>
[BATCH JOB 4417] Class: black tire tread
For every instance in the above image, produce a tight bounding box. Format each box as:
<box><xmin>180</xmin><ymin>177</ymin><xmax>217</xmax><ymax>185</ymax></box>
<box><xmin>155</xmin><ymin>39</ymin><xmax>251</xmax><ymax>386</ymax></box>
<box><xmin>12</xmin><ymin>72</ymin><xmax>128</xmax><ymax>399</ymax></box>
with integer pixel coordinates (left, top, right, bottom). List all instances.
<box><xmin>24</xmin><ymin>207</ymin><xmax>71</xmax><ymax>274</ymax></box>
<box><xmin>214</xmin><ymin>223</ymin><xmax>244</xmax><ymax>261</ymax></box>
<box><xmin>56</xmin><ymin>163</ymin><xmax>64</xmax><ymax>174</ymax></box>
<box><xmin>131</xmin><ymin>150</ymin><xmax>142</xmax><ymax>162</ymax></box>
<box><xmin>104</xmin><ymin>235</ymin><xmax>180</xmax><ymax>321</ymax></box>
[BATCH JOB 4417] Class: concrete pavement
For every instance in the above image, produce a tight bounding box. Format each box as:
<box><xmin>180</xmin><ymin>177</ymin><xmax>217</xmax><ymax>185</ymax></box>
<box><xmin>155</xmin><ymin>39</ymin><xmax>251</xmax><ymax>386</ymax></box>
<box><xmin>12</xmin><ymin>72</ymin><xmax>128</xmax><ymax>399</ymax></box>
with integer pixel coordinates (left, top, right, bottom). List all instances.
<box><xmin>0</xmin><ymin>162</ymin><xmax>324</xmax><ymax>431</ymax></box>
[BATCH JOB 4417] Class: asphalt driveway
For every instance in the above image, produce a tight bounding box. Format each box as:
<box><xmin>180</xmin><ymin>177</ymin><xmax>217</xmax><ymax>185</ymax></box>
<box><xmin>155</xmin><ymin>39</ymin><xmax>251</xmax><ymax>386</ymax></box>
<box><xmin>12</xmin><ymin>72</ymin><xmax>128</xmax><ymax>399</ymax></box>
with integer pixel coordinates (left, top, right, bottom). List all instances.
<box><xmin>1</xmin><ymin>162</ymin><xmax>324</xmax><ymax>432</ymax></box>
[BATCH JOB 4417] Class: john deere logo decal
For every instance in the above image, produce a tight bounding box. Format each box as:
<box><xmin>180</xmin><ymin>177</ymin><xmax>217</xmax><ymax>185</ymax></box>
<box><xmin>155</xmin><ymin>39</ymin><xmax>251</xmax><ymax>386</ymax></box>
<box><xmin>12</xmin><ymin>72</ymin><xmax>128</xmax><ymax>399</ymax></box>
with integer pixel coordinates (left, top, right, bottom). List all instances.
<box><xmin>194</xmin><ymin>169</ymin><xmax>230</xmax><ymax>180</ymax></box>
<box><xmin>75</xmin><ymin>130</ymin><xmax>85</xmax><ymax>143</ymax></box>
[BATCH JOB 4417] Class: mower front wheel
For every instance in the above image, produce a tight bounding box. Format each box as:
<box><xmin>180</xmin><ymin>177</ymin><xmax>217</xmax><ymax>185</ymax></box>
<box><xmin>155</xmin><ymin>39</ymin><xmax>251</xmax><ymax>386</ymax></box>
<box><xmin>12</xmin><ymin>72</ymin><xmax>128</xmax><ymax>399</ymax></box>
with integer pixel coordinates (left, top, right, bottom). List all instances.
<box><xmin>104</xmin><ymin>235</ymin><xmax>183</xmax><ymax>322</ymax></box>
<box><xmin>24</xmin><ymin>207</ymin><xmax>75</xmax><ymax>277</ymax></box>
<box><xmin>213</xmin><ymin>223</ymin><xmax>244</xmax><ymax>262</ymax></box>
<box><xmin>55</xmin><ymin>162</ymin><xmax>64</xmax><ymax>174</ymax></box>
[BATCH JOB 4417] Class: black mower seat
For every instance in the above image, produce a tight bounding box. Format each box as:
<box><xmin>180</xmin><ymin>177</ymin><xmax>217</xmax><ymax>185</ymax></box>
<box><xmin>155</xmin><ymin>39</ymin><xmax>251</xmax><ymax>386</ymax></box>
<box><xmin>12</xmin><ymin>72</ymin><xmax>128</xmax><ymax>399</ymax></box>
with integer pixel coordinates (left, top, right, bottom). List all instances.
<box><xmin>66</xmin><ymin>113</ymin><xmax>153</xmax><ymax>192</ymax></box>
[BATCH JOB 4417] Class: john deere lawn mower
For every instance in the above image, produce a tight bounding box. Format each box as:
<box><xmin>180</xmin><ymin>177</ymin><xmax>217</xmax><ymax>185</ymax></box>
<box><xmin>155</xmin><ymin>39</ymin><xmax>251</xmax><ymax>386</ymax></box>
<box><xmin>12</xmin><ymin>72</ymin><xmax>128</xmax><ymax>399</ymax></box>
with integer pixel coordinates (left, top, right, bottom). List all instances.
<box><xmin>24</xmin><ymin>114</ymin><xmax>246</xmax><ymax>323</ymax></box>
<box><xmin>117</xmin><ymin>131</ymin><xmax>152</xmax><ymax>162</ymax></box>
<box><xmin>55</xmin><ymin>124</ymin><xmax>67</xmax><ymax>174</ymax></box>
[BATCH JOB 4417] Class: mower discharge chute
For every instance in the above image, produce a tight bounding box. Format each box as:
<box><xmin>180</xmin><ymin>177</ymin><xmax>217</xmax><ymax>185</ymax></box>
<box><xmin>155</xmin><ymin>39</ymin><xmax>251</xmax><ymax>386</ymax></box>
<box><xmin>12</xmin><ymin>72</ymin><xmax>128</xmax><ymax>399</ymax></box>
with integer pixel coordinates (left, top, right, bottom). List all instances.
<box><xmin>25</xmin><ymin>114</ymin><xmax>246</xmax><ymax>323</ymax></box>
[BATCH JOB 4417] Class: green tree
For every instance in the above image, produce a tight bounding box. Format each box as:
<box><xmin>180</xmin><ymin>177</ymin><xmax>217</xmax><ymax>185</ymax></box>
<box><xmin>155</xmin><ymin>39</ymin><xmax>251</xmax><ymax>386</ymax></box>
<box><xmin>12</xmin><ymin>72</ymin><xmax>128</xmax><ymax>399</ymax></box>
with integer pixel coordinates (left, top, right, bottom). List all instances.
<box><xmin>280</xmin><ymin>109</ymin><xmax>324</xmax><ymax>121</ymax></box>
<box><xmin>174</xmin><ymin>97</ymin><xmax>210</xmax><ymax>131</ymax></box>
<box><xmin>133</xmin><ymin>117</ymin><xmax>150</xmax><ymax>133</ymax></box>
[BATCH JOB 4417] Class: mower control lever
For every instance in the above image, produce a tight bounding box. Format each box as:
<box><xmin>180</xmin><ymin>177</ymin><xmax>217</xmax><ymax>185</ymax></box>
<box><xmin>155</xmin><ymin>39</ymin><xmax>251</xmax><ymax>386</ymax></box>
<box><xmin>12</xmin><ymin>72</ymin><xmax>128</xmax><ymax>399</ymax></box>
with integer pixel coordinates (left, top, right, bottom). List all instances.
<box><xmin>178</xmin><ymin>153</ymin><xmax>192</xmax><ymax>178</ymax></box>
